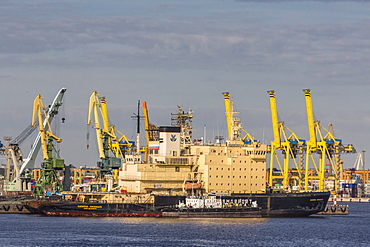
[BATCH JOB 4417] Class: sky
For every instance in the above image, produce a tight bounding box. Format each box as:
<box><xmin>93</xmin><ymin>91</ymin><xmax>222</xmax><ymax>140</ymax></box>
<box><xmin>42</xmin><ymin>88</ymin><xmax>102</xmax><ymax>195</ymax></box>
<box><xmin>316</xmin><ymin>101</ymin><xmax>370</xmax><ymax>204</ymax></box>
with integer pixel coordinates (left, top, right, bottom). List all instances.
<box><xmin>1</xmin><ymin>0</ymin><xmax>370</xmax><ymax>169</ymax></box>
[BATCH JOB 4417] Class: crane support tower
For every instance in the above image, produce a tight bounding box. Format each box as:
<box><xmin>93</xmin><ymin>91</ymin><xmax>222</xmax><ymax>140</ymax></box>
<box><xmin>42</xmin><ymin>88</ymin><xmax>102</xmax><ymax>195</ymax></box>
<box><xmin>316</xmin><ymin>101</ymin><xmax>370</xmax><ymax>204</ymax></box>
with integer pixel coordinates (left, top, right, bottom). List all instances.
<box><xmin>222</xmin><ymin>92</ymin><xmax>258</xmax><ymax>146</ymax></box>
<box><xmin>303</xmin><ymin>89</ymin><xmax>356</xmax><ymax>192</ymax></box>
<box><xmin>32</xmin><ymin>93</ymin><xmax>65</xmax><ymax>196</ymax></box>
<box><xmin>267</xmin><ymin>90</ymin><xmax>306</xmax><ymax>191</ymax></box>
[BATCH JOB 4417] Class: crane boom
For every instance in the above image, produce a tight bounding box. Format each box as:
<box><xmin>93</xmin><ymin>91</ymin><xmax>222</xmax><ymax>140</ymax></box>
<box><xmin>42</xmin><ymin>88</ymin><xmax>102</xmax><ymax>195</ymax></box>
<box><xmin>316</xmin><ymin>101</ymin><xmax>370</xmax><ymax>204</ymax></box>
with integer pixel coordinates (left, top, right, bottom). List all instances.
<box><xmin>303</xmin><ymin>89</ymin><xmax>317</xmax><ymax>149</ymax></box>
<box><xmin>222</xmin><ymin>92</ymin><xmax>233</xmax><ymax>140</ymax></box>
<box><xmin>10</xmin><ymin>123</ymin><xmax>38</xmax><ymax>146</ymax></box>
<box><xmin>268</xmin><ymin>90</ymin><xmax>281</xmax><ymax>148</ymax></box>
<box><xmin>142</xmin><ymin>101</ymin><xmax>150</xmax><ymax>162</ymax></box>
<box><xmin>87</xmin><ymin>91</ymin><xmax>106</xmax><ymax>158</ymax></box>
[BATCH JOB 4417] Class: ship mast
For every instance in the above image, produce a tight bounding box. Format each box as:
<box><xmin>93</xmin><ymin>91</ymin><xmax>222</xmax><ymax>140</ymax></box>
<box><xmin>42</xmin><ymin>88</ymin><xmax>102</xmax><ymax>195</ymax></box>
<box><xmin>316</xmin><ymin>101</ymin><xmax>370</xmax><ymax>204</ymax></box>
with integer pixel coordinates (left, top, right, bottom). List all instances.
<box><xmin>132</xmin><ymin>100</ymin><xmax>142</xmax><ymax>155</ymax></box>
<box><xmin>171</xmin><ymin>105</ymin><xmax>194</xmax><ymax>153</ymax></box>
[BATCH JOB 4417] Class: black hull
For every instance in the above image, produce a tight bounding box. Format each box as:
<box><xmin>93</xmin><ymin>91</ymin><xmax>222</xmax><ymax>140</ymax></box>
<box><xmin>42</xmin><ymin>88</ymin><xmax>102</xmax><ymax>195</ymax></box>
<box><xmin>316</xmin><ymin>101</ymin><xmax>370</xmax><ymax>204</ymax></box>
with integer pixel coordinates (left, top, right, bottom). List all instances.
<box><xmin>231</xmin><ymin>191</ymin><xmax>330</xmax><ymax>217</ymax></box>
<box><xmin>162</xmin><ymin>207</ymin><xmax>262</xmax><ymax>218</ymax></box>
<box><xmin>24</xmin><ymin>191</ymin><xmax>330</xmax><ymax>218</ymax></box>
<box><xmin>159</xmin><ymin>191</ymin><xmax>330</xmax><ymax>217</ymax></box>
<box><xmin>24</xmin><ymin>201</ymin><xmax>162</xmax><ymax>217</ymax></box>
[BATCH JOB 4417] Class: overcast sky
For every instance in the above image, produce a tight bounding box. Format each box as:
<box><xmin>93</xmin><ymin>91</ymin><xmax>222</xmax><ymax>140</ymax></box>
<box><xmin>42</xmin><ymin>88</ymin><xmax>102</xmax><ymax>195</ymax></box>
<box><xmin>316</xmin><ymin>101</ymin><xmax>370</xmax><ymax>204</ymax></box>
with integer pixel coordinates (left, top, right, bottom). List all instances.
<box><xmin>1</xmin><ymin>0</ymin><xmax>369</xmax><ymax>169</ymax></box>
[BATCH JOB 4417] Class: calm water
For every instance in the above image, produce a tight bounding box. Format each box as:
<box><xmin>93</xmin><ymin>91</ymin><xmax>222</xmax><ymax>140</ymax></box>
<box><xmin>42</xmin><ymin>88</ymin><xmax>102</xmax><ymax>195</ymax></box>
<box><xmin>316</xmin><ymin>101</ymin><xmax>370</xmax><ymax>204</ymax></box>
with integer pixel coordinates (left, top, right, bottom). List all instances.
<box><xmin>0</xmin><ymin>203</ymin><xmax>369</xmax><ymax>247</ymax></box>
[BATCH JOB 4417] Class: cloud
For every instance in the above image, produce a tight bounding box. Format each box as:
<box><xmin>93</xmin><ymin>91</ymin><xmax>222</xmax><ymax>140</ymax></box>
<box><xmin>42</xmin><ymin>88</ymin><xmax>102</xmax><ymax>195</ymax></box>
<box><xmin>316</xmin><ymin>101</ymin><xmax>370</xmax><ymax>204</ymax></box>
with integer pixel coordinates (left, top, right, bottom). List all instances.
<box><xmin>1</xmin><ymin>1</ymin><xmax>370</xmax><ymax>167</ymax></box>
<box><xmin>1</xmin><ymin>10</ymin><xmax>370</xmax><ymax>83</ymax></box>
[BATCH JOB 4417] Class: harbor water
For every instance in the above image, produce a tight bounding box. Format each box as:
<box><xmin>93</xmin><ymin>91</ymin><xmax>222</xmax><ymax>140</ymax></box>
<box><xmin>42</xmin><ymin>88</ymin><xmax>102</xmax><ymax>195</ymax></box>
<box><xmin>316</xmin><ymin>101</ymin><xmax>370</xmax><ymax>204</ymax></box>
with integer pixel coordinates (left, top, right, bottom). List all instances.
<box><xmin>0</xmin><ymin>203</ymin><xmax>369</xmax><ymax>247</ymax></box>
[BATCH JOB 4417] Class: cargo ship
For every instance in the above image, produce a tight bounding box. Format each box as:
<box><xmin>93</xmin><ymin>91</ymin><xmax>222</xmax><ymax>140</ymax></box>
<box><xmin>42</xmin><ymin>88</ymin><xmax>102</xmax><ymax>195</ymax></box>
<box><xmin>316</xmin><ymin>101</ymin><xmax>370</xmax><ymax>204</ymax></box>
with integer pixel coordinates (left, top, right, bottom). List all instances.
<box><xmin>24</xmin><ymin>190</ymin><xmax>329</xmax><ymax>217</ymax></box>
<box><xmin>25</xmin><ymin>93</ymin><xmax>330</xmax><ymax>217</ymax></box>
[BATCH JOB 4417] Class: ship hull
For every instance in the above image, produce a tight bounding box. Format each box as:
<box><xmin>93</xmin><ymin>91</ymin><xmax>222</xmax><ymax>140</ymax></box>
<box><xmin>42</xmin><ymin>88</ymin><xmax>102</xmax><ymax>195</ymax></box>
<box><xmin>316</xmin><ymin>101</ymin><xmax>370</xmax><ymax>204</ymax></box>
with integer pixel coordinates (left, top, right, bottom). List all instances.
<box><xmin>24</xmin><ymin>191</ymin><xmax>330</xmax><ymax>218</ymax></box>
<box><xmin>45</xmin><ymin>211</ymin><xmax>161</xmax><ymax>217</ymax></box>
<box><xmin>162</xmin><ymin>207</ymin><xmax>262</xmax><ymax>218</ymax></box>
<box><xmin>25</xmin><ymin>200</ymin><xmax>162</xmax><ymax>217</ymax></box>
<box><xmin>230</xmin><ymin>191</ymin><xmax>330</xmax><ymax>217</ymax></box>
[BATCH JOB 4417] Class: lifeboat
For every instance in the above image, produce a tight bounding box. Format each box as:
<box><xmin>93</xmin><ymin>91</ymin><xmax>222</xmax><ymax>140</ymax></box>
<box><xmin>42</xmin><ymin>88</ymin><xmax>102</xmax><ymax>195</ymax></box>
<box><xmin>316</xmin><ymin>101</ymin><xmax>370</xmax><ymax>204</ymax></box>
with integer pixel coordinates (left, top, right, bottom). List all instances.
<box><xmin>184</xmin><ymin>183</ymin><xmax>202</xmax><ymax>190</ymax></box>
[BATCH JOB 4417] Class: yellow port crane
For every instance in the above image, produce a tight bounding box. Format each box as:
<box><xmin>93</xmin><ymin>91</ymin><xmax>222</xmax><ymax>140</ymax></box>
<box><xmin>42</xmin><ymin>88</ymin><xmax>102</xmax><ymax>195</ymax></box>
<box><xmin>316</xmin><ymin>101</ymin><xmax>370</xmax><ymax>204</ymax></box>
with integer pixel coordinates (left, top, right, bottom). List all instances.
<box><xmin>267</xmin><ymin>90</ymin><xmax>306</xmax><ymax>190</ymax></box>
<box><xmin>32</xmin><ymin>94</ymin><xmax>65</xmax><ymax>195</ymax></box>
<box><xmin>87</xmin><ymin>91</ymin><xmax>132</xmax><ymax>178</ymax></box>
<box><xmin>303</xmin><ymin>89</ymin><xmax>356</xmax><ymax>192</ymax></box>
<box><xmin>222</xmin><ymin>92</ymin><xmax>258</xmax><ymax>145</ymax></box>
<box><xmin>142</xmin><ymin>101</ymin><xmax>159</xmax><ymax>162</ymax></box>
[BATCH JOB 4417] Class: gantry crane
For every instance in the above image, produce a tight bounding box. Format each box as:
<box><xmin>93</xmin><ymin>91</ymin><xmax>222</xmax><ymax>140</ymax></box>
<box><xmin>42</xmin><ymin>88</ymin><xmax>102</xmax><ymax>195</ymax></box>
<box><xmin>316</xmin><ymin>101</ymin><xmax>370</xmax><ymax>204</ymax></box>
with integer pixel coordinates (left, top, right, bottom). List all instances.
<box><xmin>267</xmin><ymin>90</ymin><xmax>306</xmax><ymax>190</ymax></box>
<box><xmin>87</xmin><ymin>91</ymin><xmax>132</xmax><ymax>178</ymax></box>
<box><xmin>303</xmin><ymin>89</ymin><xmax>355</xmax><ymax>192</ymax></box>
<box><xmin>32</xmin><ymin>94</ymin><xmax>65</xmax><ymax>196</ymax></box>
<box><xmin>222</xmin><ymin>92</ymin><xmax>258</xmax><ymax>145</ymax></box>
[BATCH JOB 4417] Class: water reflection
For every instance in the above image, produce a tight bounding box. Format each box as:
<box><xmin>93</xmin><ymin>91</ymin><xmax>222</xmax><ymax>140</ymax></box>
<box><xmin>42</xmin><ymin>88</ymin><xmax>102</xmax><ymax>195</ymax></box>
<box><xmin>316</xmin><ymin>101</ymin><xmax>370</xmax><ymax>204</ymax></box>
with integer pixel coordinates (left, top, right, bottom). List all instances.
<box><xmin>2</xmin><ymin>203</ymin><xmax>370</xmax><ymax>246</ymax></box>
<box><xmin>103</xmin><ymin>217</ymin><xmax>268</xmax><ymax>226</ymax></box>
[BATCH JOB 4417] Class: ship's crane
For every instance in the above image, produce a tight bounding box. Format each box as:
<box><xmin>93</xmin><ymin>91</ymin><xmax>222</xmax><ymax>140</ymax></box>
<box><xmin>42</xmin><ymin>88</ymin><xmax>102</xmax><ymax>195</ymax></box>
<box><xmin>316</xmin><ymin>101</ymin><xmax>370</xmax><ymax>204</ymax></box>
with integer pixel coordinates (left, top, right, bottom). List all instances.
<box><xmin>303</xmin><ymin>89</ymin><xmax>356</xmax><ymax>192</ymax></box>
<box><xmin>32</xmin><ymin>94</ymin><xmax>65</xmax><ymax>195</ymax></box>
<box><xmin>267</xmin><ymin>90</ymin><xmax>306</xmax><ymax>190</ymax></box>
<box><xmin>222</xmin><ymin>92</ymin><xmax>258</xmax><ymax>145</ymax></box>
<box><xmin>87</xmin><ymin>91</ymin><xmax>132</xmax><ymax>178</ymax></box>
